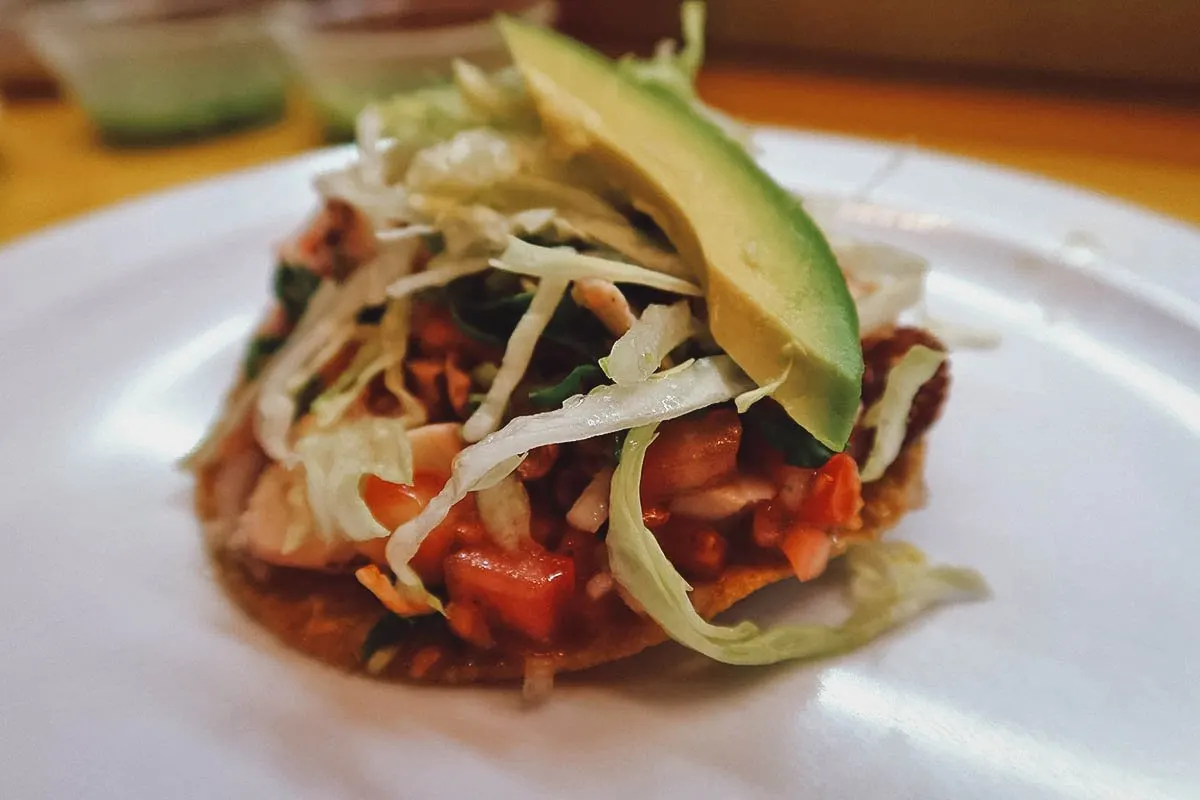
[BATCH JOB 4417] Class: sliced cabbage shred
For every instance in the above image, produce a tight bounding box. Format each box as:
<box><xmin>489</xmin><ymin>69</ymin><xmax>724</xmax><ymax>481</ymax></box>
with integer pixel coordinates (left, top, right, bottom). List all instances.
<box><xmin>463</xmin><ymin>276</ymin><xmax>569</xmax><ymax>442</ymax></box>
<box><xmin>295</xmin><ymin>416</ymin><xmax>414</xmax><ymax>543</ymax></box>
<box><xmin>384</xmin><ymin>356</ymin><xmax>754</xmax><ymax>584</ymax></box>
<box><xmin>475</xmin><ymin>473</ymin><xmax>533</xmax><ymax>551</ymax></box>
<box><xmin>601</xmin><ymin>301</ymin><xmax>695</xmax><ymax>384</ymax></box>
<box><xmin>734</xmin><ymin>349</ymin><xmax>793</xmax><ymax>413</ymax></box>
<box><xmin>860</xmin><ymin>344</ymin><xmax>946</xmax><ymax>481</ymax></box>
<box><xmin>607</xmin><ymin>424</ymin><xmax>988</xmax><ymax>665</ymax></box>
<box><xmin>617</xmin><ymin>1</ymin><xmax>757</xmax><ymax>152</ymax></box>
<box><xmin>491</xmin><ymin>236</ymin><xmax>701</xmax><ymax>296</ymax></box>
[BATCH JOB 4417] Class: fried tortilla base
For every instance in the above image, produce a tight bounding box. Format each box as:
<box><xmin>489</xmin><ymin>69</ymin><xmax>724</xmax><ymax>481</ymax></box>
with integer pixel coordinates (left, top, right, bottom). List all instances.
<box><xmin>205</xmin><ymin>443</ymin><xmax>927</xmax><ymax>684</ymax></box>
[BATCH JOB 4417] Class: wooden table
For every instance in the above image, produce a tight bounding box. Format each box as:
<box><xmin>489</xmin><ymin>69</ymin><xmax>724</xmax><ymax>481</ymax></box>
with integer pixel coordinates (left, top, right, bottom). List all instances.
<box><xmin>2</xmin><ymin>66</ymin><xmax>1198</xmax><ymax>244</ymax></box>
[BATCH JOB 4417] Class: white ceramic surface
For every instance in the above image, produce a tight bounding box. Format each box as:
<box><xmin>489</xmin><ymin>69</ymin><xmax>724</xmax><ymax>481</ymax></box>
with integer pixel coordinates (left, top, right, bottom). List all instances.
<box><xmin>1</xmin><ymin>131</ymin><xmax>1198</xmax><ymax>799</ymax></box>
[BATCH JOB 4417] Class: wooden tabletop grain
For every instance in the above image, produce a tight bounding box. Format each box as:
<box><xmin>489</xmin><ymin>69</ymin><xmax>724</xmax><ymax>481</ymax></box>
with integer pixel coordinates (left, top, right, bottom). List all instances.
<box><xmin>1</xmin><ymin>65</ymin><xmax>1198</xmax><ymax>244</ymax></box>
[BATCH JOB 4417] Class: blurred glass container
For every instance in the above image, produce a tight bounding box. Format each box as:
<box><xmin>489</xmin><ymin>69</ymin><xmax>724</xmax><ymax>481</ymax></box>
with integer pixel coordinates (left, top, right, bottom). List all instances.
<box><xmin>268</xmin><ymin>0</ymin><xmax>556</xmax><ymax>141</ymax></box>
<box><xmin>21</xmin><ymin>0</ymin><xmax>288</xmax><ymax>145</ymax></box>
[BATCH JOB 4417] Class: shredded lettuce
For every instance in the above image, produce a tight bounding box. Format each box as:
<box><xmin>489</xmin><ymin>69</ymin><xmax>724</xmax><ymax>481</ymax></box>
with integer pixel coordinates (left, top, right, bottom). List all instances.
<box><xmin>294</xmin><ymin>416</ymin><xmax>414</xmax><ymax>543</ymax></box>
<box><xmin>607</xmin><ymin>424</ymin><xmax>988</xmax><ymax>665</ymax></box>
<box><xmin>312</xmin><ymin>164</ymin><xmax>415</xmax><ymax>230</ymax></box>
<box><xmin>618</xmin><ymin>1</ymin><xmax>705</xmax><ymax>97</ymax></box>
<box><xmin>475</xmin><ymin>473</ymin><xmax>533</xmax><ymax>551</ymax></box>
<box><xmin>373</xmin><ymin>83</ymin><xmax>479</xmax><ymax>170</ymax></box>
<box><xmin>856</xmin><ymin>274</ymin><xmax>927</xmax><ymax>337</ymax></box>
<box><xmin>384</xmin><ymin>356</ymin><xmax>754</xmax><ymax>582</ymax></box>
<box><xmin>354</xmin><ymin>105</ymin><xmax>386</xmax><ymax>188</ymax></box>
<box><xmin>491</xmin><ymin>237</ymin><xmax>701</xmax><ymax>296</ymax></box>
<box><xmin>734</xmin><ymin>350</ymin><xmax>793</xmax><ymax>413</ymax></box>
<box><xmin>256</xmin><ymin>245</ymin><xmax>416</xmax><ymax>465</ymax></box>
<box><xmin>486</xmin><ymin>174</ymin><xmax>630</xmax><ymax>224</ymax></box>
<box><xmin>463</xmin><ymin>277</ymin><xmax>570</xmax><ymax>442</ymax></box>
<box><xmin>383</xmin><ymin>257</ymin><xmax>488</xmax><ymax>299</ymax></box>
<box><xmin>417</xmin><ymin>202</ymin><xmax>512</xmax><ymax>256</ymax></box>
<box><xmin>414</xmin><ymin>167</ymin><xmax>689</xmax><ymax>279</ymax></box>
<box><xmin>257</xmin><ymin>241</ymin><xmax>473</xmax><ymax>465</ymax></box>
<box><xmin>405</xmin><ymin>129</ymin><xmax>526</xmax><ymax>196</ymax></box>
<box><xmin>295</xmin><ymin>418</ymin><xmax>445</xmax><ymax>613</ymax></box>
<box><xmin>377</xmin><ymin>299</ymin><xmax>429</xmax><ymax>428</ymax></box>
<box><xmin>451</xmin><ymin>61</ymin><xmax>540</xmax><ymax>131</ymax></box>
<box><xmin>600</xmin><ymin>301</ymin><xmax>695</xmax><ymax>385</ymax></box>
<box><xmin>558</xmin><ymin>211</ymin><xmax>689</xmax><ymax>278</ymax></box>
<box><xmin>310</xmin><ymin>335</ymin><xmax>383</xmax><ymax>426</ymax></box>
<box><xmin>860</xmin><ymin>345</ymin><xmax>946</xmax><ymax>482</ymax></box>
<box><xmin>829</xmin><ymin>240</ymin><xmax>930</xmax><ymax>336</ymax></box>
<box><xmin>616</xmin><ymin>2</ymin><xmax>757</xmax><ymax>152</ymax></box>
<box><xmin>310</xmin><ymin>297</ymin><xmax>422</xmax><ymax>428</ymax></box>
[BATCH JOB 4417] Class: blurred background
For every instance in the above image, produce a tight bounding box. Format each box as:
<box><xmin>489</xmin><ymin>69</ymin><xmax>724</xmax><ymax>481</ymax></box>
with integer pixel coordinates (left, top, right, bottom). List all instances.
<box><xmin>1</xmin><ymin>0</ymin><xmax>1198</xmax><ymax>242</ymax></box>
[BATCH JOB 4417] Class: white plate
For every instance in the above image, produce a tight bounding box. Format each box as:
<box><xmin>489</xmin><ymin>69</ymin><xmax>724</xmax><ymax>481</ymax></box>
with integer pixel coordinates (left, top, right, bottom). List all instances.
<box><xmin>2</xmin><ymin>130</ymin><xmax>1199</xmax><ymax>800</ymax></box>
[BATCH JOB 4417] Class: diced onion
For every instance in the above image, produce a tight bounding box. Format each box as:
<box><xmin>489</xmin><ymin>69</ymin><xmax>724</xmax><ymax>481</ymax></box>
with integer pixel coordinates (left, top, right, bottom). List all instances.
<box><xmin>475</xmin><ymin>474</ymin><xmax>532</xmax><ymax>551</ymax></box>
<box><xmin>566</xmin><ymin>467</ymin><xmax>614</xmax><ymax>533</ymax></box>
<box><xmin>522</xmin><ymin>656</ymin><xmax>557</xmax><ymax>703</ymax></box>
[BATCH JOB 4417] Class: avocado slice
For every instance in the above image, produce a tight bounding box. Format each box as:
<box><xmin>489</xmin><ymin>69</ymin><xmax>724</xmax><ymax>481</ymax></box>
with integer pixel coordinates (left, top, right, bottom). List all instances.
<box><xmin>497</xmin><ymin>18</ymin><xmax>862</xmax><ymax>449</ymax></box>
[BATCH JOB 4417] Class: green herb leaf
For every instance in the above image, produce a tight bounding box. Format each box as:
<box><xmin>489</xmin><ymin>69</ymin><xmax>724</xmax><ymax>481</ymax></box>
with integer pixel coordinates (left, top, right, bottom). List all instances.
<box><xmin>273</xmin><ymin>263</ymin><xmax>322</xmax><ymax>324</ymax></box>
<box><xmin>243</xmin><ymin>335</ymin><xmax>284</xmax><ymax>380</ymax></box>
<box><xmin>445</xmin><ymin>276</ymin><xmax>534</xmax><ymax>345</ymax></box>
<box><xmin>294</xmin><ymin>374</ymin><xmax>324</xmax><ymax>421</ymax></box>
<box><xmin>358</xmin><ymin>613</ymin><xmax>415</xmax><ymax>664</ymax></box>
<box><xmin>355</xmin><ymin>303</ymin><xmax>386</xmax><ymax>325</ymax></box>
<box><xmin>742</xmin><ymin>399</ymin><xmax>836</xmax><ymax>468</ymax></box>
<box><xmin>445</xmin><ymin>274</ymin><xmax>613</xmax><ymax>358</ymax></box>
<box><xmin>420</xmin><ymin>232</ymin><xmax>447</xmax><ymax>256</ymax></box>
<box><xmin>528</xmin><ymin>364</ymin><xmax>606</xmax><ymax>408</ymax></box>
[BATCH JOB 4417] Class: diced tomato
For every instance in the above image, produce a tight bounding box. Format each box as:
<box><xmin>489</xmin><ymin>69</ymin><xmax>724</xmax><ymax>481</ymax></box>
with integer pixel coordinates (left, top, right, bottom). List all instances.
<box><xmin>640</xmin><ymin>408</ymin><xmax>742</xmax><ymax>500</ymax></box>
<box><xmin>446</xmin><ymin>601</ymin><xmax>495</xmax><ymax>649</ymax></box>
<box><xmin>362</xmin><ymin>472</ymin><xmax>481</xmax><ymax>585</ymax></box>
<box><xmin>362</xmin><ymin>473</ymin><xmax>441</xmax><ymax>530</ymax></box>
<box><xmin>443</xmin><ymin>355</ymin><xmax>472</xmax><ymax>417</ymax></box>
<box><xmin>780</xmin><ymin>527</ymin><xmax>833</xmax><ymax>582</ymax></box>
<box><xmin>411</xmin><ymin>302</ymin><xmax>470</xmax><ymax>357</ymax></box>
<box><xmin>654</xmin><ymin>517</ymin><xmax>729</xmax><ymax>582</ymax></box>
<box><xmin>801</xmin><ymin>453</ymin><xmax>864</xmax><ymax>529</ymax></box>
<box><xmin>444</xmin><ymin>547</ymin><xmax>576</xmax><ymax>642</ymax></box>
<box><xmin>408</xmin><ymin>523</ymin><xmax>459</xmax><ymax>585</ymax></box>
<box><xmin>753</xmin><ymin>453</ymin><xmax>863</xmax><ymax>550</ymax></box>
<box><xmin>413</xmin><ymin>496</ymin><xmax>483</xmax><ymax>584</ymax></box>
<box><xmin>410</xmin><ymin>301</ymin><xmax>500</xmax><ymax>362</ymax></box>
<box><xmin>642</xmin><ymin>505</ymin><xmax>671</xmax><ymax>529</ymax></box>
<box><xmin>406</xmin><ymin>358</ymin><xmax>445</xmax><ymax>413</ymax></box>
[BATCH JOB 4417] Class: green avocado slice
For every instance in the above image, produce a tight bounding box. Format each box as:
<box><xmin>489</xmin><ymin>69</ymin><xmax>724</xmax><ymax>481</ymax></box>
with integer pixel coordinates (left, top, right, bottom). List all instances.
<box><xmin>497</xmin><ymin>18</ymin><xmax>862</xmax><ymax>449</ymax></box>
